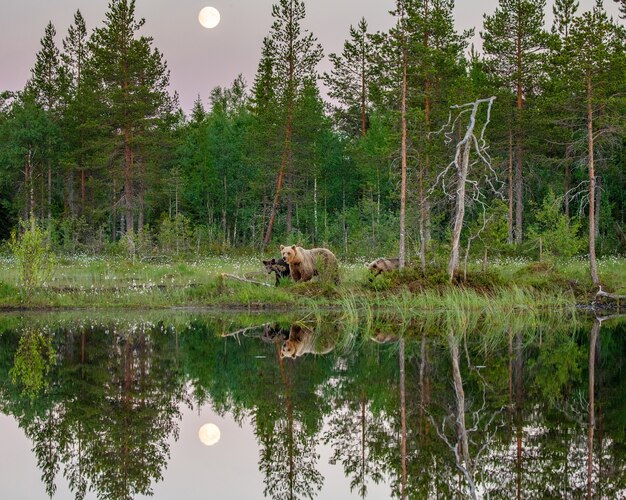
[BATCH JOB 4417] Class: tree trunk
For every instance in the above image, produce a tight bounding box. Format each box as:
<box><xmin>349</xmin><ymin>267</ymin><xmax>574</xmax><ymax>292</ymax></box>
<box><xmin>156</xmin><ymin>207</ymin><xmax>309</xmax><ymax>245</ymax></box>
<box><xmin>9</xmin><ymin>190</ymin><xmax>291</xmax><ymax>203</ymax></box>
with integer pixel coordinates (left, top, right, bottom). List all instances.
<box><xmin>448</xmin><ymin>134</ymin><xmax>471</xmax><ymax>281</ymax></box>
<box><xmin>508</xmin><ymin>124</ymin><xmax>514</xmax><ymax>244</ymax></box>
<box><xmin>47</xmin><ymin>158</ymin><xmax>52</xmax><ymax>222</ymax></box>
<box><xmin>399</xmin><ymin>17</ymin><xmax>407</xmax><ymax>269</ymax></box>
<box><xmin>594</xmin><ymin>175</ymin><xmax>601</xmax><ymax>239</ymax></box>
<box><xmin>514</xmin><ymin>32</ymin><xmax>524</xmax><ymax>244</ymax></box>
<box><xmin>565</xmin><ymin>143</ymin><xmax>572</xmax><ymax>220</ymax></box>
<box><xmin>263</xmin><ymin>116</ymin><xmax>292</xmax><ymax>248</ymax></box>
<box><xmin>361</xmin><ymin>46</ymin><xmax>367</xmax><ymax>137</ymax></box>
<box><xmin>587</xmin><ymin>75</ymin><xmax>599</xmax><ymax>286</ymax></box>
<box><xmin>419</xmin><ymin>2</ymin><xmax>431</xmax><ymax>271</ymax></box>
<box><xmin>313</xmin><ymin>175</ymin><xmax>318</xmax><ymax>244</ymax></box>
<box><xmin>112</xmin><ymin>177</ymin><xmax>117</xmax><ymax>242</ymax></box>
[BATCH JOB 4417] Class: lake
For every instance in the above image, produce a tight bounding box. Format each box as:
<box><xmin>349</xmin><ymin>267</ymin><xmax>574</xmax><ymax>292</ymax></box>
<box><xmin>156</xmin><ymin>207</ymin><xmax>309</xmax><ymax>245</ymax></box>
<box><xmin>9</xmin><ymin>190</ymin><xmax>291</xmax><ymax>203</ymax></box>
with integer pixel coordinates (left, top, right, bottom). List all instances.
<box><xmin>0</xmin><ymin>310</ymin><xmax>624</xmax><ymax>499</ymax></box>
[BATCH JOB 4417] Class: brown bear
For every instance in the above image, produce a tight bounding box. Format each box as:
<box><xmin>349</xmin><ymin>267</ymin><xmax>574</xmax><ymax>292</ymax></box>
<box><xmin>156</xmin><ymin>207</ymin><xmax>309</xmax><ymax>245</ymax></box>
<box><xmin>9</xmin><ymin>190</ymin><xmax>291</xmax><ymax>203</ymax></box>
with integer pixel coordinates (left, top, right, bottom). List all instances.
<box><xmin>262</xmin><ymin>257</ymin><xmax>291</xmax><ymax>286</ymax></box>
<box><xmin>366</xmin><ymin>257</ymin><xmax>400</xmax><ymax>280</ymax></box>
<box><xmin>280</xmin><ymin>324</ymin><xmax>336</xmax><ymax>359</ymax></box>
<box><xmin>280</xmin><ymin>244</ymin><xmax>339</xmax><ymax>283</ymax></box>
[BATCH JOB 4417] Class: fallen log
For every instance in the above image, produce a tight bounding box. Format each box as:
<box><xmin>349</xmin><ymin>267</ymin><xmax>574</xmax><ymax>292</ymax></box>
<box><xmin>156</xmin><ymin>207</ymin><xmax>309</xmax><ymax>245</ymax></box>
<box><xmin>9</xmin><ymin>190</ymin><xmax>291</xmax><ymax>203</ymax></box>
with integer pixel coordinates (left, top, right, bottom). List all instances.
<box><xmin>595</xmin><ymin>286</ymin><xmax>626</xmax><ymax>302</ymax></box>
<box><xmin>220</xmin><ymin>273</ymin><xmax>273</xmax><ymax>287</ymax></box>
<box><xmin>221</xmin><ymin>323</ymin><xmax>270</xmax><ymax>338</ymax></box>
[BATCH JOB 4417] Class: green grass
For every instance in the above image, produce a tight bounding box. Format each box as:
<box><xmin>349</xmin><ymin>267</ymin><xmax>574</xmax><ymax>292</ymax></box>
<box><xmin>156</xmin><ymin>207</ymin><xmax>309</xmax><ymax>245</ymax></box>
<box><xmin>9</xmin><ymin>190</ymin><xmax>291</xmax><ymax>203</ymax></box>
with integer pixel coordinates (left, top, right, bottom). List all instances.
<box><xmin>0</xmin><ymin>254</ymin><xmax>623</xmax><ymax>311</ymax></box>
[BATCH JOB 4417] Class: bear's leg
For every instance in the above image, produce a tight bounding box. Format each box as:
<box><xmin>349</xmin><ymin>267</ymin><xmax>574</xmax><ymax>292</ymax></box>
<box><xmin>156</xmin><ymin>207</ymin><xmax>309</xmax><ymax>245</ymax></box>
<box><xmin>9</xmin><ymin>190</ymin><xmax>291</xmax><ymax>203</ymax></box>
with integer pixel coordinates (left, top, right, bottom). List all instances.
<box><xmin>291</xmin><ymin>266</ymin><xmax>301</xmax><ymax>282</ymax></box>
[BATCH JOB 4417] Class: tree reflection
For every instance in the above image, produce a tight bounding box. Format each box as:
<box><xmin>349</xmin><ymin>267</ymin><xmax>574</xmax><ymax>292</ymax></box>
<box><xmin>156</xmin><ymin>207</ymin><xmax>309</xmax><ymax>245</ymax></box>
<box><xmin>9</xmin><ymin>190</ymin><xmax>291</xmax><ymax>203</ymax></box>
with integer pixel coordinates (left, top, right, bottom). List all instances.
<box><xmin>587</xmin><ymin>319</ymin><xmax>599</xmax><ymax>499</ymax></box>
<box><xmin>427</xmin><ymin>329</ymin><xmax>504</xmax><ymax>499</ymax></box>
<box><xmin>0</xmin><ymin>319</ymin><xmax>186</xmax><ymax>499</ymax></box>
<box><xmin>0</xmin><ymin>313</ymin><xmax>624</xmax><ymax>499</ymax></box>
<box><xmin>9</xmin><ymin>326</ymin><xmax>55</xmax><ymax>400</ymax></box>
<box><xmin>322</xmin><ymin>330</ymin><xmax>396</xmax><ymax>498</ymax></box>
<box><xmin>184</xmin><ymin>318</ymin><xmax>333</xmax><ymax>499</ymax></box>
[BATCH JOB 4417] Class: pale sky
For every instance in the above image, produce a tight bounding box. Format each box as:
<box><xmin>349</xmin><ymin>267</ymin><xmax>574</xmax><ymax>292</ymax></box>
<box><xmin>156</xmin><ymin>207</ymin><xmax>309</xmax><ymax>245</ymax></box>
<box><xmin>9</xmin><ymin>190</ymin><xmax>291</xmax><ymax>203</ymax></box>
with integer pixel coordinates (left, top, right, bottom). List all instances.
<box><xmin>0</xmin><ymin>0</ymin><xmax>622</xmax><ymax>112</ymax></box>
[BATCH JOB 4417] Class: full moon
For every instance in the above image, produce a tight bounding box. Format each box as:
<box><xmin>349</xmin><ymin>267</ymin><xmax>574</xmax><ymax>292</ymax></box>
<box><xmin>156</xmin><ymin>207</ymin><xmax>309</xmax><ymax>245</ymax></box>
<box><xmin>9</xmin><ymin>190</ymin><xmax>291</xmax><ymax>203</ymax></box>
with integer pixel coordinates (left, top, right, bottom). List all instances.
<box><xmin>198</xmin><ymin>7</ymin><xmax>220</xmax><ymax>29</ymax></box>
<box><xmin>198</xmin><ymin>423</ymin><xmax>221</xmax><ymax>446</ymax></box>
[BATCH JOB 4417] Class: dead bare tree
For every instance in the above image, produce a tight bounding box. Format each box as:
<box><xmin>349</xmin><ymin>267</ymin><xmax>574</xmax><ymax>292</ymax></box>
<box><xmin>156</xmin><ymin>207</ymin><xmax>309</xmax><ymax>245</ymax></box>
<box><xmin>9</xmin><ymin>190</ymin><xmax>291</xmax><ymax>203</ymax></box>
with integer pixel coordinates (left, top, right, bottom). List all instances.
<box><xmin>429</xmin><ymin>330</ymin><xmax>504</xmax><ymax>499</ymax></box>
<box><xmin>430</xmin><ymin>97</ymin><xmax>499</xmax><ymax>282</ymax></box>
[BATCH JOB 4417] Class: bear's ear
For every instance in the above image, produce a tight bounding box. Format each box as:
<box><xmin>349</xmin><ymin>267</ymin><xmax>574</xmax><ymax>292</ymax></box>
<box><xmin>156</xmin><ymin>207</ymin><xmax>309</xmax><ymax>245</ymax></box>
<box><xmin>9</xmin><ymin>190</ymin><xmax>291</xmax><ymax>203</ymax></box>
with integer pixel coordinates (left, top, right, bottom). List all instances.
<box><xmin>291</xmin><ymin>245</ymin><xmax>296</xmax><ymax>250</ymax></box>
<box><xmin>280</xmin><ymin>245</ymin><xmax>285</xmax><ymax>250</ymax></box>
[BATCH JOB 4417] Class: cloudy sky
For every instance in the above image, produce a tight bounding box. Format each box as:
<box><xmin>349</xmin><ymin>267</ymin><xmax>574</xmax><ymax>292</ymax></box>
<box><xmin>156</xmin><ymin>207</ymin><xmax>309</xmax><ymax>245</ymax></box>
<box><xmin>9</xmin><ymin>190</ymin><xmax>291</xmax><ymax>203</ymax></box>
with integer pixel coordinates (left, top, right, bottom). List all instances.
<box><xmin>0</xmin><ymin>0</ymin><xmax>622</xmax><ymax>112</ymax></box>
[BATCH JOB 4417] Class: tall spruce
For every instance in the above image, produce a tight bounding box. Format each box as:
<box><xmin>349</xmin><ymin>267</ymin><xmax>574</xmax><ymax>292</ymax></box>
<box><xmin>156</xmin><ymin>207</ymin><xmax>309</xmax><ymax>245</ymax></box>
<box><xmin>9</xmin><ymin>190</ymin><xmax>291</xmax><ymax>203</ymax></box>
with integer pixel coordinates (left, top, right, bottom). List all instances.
<box><xmin>550</xmin><ymin>0</ymin><xmax>579</xmax><ymax>220</ymax></box>
<box><xmin>86</xmin><ymin>0</ymin><xmax>172</xmax><ymax>244</ymax></box>
<box><xmin>482</xmin><ymin>0</ymin><xmax>548</xmax><ymax>243</ymax></box>
<box><xmin>62</xmin><ymin>10</ymin><xmax>90</xmax><ymax>216</ymax></box>
<box><xmin>323</xmin><ymin>18</ymin><xmax>373</xmax><ymax>137</ymax></box>
<box><xmin>261</xmin><ymin>0</ymin><xmax>323</xmax><ymax>247</ymax></box>
<box><xmin>27</xmin><ymin>21</ymin><xmax>66</xmax><ymax>222</ymax></box>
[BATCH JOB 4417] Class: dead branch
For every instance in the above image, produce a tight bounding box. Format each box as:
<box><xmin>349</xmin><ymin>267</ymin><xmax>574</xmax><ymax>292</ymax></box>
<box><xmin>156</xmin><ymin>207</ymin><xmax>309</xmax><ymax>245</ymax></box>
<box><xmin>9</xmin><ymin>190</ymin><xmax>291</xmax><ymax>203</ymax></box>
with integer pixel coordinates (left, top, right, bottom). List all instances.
<box><xmin>595</xmin><ymin>286</ymin><xmax>626</xmax><ymax>302</ymax></box>
<box><xmin>221</xmin><ymin>323</ymin><xmax>271</xmax><ymax>338</ymax></box>
<box><xmin>220</xmin><ymin>273</ymin><xmax>273</xmax><ymax>287</ymax></box>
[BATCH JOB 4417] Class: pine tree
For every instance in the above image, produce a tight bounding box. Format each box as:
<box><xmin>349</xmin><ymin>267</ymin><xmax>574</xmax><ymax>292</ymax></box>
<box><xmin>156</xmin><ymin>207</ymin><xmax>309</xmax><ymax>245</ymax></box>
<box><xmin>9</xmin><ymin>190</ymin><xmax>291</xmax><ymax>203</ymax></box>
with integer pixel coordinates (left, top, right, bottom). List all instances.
<box><xmin>86</xmin><ymin>0</ymin><xmax>172</xmax><ymax>245</ymax></box>
<box><xmin>550</xmin><ymin>0</ymin><xmax>578</xmax><ymax>220</ymax></box>
<box><xmin>482</xmin><ymin>0</ymin><xmax>549</xmax><ymax>243</ymax></box>
<box><xmin>566</xmin><ymin>1</ymin><xmax>625</xmax><ymax>285</ymax></box>
<box><xmin>409</xmin><ymin>0</ymin><xmax>470</xmax><ymax>269</ymax></box>
<box><xmin>261</xmin><ymin>0</ymin><xmax>323</xmax><ymax>247</ymax></box>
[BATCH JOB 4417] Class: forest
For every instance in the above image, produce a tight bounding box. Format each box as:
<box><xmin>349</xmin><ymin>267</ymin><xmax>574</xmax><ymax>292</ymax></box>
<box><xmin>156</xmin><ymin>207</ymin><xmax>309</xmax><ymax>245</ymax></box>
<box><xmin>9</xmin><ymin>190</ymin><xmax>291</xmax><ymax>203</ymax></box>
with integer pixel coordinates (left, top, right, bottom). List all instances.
<box><xmin>0</xmin><ymin>0</ymin><xmax>624</xmax><ymax>281</ymax></box>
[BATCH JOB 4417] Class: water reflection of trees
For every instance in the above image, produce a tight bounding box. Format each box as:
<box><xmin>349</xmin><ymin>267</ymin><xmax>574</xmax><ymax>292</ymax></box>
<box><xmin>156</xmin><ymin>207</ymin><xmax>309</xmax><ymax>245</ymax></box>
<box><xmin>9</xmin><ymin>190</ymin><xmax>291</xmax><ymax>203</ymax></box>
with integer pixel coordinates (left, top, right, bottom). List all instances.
<box><xmin>0</xmin><ymin>313</ymin><xmax>624</xmax><ymax>499</ymax></box>
<box><xmin>0</xmin><ymin>319</ymin><xmax>186</xmax><ymax>499</ymax></box>
<box><xmin>183</xmin><ymin>319</ymin><xmax>336</xmax><ymax>500</ymax></box>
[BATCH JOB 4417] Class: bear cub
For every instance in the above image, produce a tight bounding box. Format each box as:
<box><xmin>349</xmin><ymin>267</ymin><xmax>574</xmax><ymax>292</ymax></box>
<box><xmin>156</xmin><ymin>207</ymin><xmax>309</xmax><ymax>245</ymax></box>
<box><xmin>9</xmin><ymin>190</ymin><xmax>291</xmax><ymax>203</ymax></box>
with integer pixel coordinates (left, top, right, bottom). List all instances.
<box><xmin>366</xmin><ymin>257</ymin><xmax>400</xmax><ymax>281</ymax></box>
<box><xmin>262</xmin><ymin>258</ymin><xmax>291</xmax><ymax>286</ymax></box>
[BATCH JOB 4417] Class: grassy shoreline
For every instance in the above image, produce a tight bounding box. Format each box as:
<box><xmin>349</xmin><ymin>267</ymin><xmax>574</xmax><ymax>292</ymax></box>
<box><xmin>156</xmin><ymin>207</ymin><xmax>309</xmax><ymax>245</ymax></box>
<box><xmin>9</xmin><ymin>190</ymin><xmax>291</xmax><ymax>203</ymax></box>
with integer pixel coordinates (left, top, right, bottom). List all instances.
<box><xmin>0</xmin><ymin>255</ymin><xmax>623</xmax><ymax>311</ymax></box>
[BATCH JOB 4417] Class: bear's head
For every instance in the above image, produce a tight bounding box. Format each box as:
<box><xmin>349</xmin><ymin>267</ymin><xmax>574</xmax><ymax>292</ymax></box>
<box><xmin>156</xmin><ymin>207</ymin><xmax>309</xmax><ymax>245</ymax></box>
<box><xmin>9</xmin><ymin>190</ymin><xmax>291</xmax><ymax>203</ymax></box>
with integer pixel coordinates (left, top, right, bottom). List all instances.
<box><xmin>262</xmin><ymin>258</ymin><xmax>277</xmax><ymax>273</ymax></box>
<box><xmin>366</xmin><ymin>259</ymin><xmax>382</xmax><ymax>271</ymax></box>
<box><xmin>280</xmin><ymin>339</ymin><xmax>299</xmax><ymax>359</ymax></box>
<box><xmin>280</xmin><ymin>245</ymin><xmax>298</xmax><ymax>263</ymax></box>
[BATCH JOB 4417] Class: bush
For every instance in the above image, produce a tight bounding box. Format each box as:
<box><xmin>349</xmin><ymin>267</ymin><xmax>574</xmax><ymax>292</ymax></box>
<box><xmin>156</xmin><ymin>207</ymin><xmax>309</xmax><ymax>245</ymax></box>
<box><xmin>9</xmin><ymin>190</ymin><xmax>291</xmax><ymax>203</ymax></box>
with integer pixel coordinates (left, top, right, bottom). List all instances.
<box><xmin>8</xmin><ymin>218</ymin><xmax>56</xmax><ymax>296</ymax></box>
<box><xmin>158</xmin><ymin>214</ymin><xmax>193</xmax><ymax>256</ymax></box>
<box><xmin>529</xmin><ymin>191</ymin><xmax>584</xmax><ymax>259</ymax></box>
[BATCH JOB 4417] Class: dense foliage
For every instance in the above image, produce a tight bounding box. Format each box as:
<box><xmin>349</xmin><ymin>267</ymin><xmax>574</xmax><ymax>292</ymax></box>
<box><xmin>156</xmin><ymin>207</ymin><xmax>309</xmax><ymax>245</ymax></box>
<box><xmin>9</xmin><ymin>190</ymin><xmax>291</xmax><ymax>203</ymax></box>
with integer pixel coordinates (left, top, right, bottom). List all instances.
<box><xmin>0</xmin><ymin>0</ymin><xmax>624</xmax><ymax>263</ymax></box>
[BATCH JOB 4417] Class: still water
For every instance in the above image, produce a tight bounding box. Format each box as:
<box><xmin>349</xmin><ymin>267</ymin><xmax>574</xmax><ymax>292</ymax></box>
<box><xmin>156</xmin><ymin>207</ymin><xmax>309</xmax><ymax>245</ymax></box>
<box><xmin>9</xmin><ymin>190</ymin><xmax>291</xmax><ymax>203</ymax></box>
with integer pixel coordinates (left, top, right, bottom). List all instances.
<box><xmin>0</xmin><ymin>311</ymin><xmax>624</xmax><ymax>499</ymax></box>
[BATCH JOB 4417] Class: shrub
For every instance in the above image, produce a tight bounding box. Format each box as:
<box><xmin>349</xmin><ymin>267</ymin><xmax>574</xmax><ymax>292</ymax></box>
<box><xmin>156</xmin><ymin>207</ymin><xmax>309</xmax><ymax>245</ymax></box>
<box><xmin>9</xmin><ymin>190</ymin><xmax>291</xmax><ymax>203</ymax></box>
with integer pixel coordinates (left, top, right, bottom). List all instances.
<box><xmin>159</xmin><ymin>214</ymin><xmax>193</xmax><ymax>256</ymax></box>
<box><xmin>8</xmin><ymin>218</ymin><xmax>56</xmax><ymax>296</ymax></box>
<box><xmin>529</xmin><ymin>191</ymin><xmax>584</xmax><ymax>259</ymax></box>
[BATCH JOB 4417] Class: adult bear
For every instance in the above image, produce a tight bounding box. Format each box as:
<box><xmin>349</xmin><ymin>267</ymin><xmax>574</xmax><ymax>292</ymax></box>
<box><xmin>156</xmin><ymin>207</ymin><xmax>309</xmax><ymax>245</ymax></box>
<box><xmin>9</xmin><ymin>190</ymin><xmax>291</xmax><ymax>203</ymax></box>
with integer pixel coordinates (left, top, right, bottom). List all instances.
<box><xmin>280</xmin><ymin>324</ymin><xmax>336</xmax><ymax>359</ymax></box>
<box><xmin>280</xmin><ymin>244</ymin><xmax>339</xmax><ymax>283</ymax></box>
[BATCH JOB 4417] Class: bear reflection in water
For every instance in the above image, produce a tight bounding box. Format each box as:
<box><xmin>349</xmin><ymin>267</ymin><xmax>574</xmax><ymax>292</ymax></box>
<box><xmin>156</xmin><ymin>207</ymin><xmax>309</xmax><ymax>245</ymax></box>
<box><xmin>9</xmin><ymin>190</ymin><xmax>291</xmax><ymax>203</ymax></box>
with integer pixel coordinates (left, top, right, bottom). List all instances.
<box><xmin>275</xmin><ymin>324</ymin><xmax>336</xmax><ymax>359</ymax></box>
<box><xmin>369</xmin><ymin>331</ymin><xmax>399</xmax><ymax>344</ymax></box>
